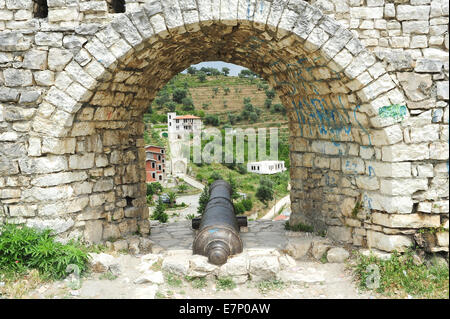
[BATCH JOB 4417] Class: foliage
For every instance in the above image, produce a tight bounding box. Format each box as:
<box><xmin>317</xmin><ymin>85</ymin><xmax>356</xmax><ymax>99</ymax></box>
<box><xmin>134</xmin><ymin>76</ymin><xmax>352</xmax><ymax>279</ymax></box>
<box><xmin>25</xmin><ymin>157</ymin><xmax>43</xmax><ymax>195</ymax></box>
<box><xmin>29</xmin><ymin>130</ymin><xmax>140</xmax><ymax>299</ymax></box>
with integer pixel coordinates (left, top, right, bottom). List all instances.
<box><xmin>181</xmin><ymin>97</ymin><xmax>194</xmax><ymax>111</ymax></box>
<box><xmin>209</xmin><ymin>171</ymin><xmax>223</xmax><ymax>183</ymax></box>
<box><xmin>256</xmin><ymin>177</ymin><xmax>274</xmax><ymax>205</ymax></box>
<box><xmin>151</xmin><ymin>198</ymin><xmax>168</xmax><ymax>223</ymax></box>
<box><xmin>178</xmin><ymin>184</ymin><xmax>188</xmax><ymax>193</ymax></box>
<box><xmin>168</xmin><ymin>192</ymin><xmax>177</xmax><ymax>208</ymax></box>
<box><xmin>236</xmin><ymin>163</ymin><xmax>247</xmax><ymax>174</ymax></box>
<box><xmin>216</xmin><ymin>277</ymin><xmax>236</xmax><ymax>290</ymax></box>
<box><xmin>234</xmin><ymin>201</ymin><xmax>246</xmax><ymax>215</ymax></box>
<box><xmin>284</xmin><ymin>221</ymin><xmax>314</xmax><ymax>233</ymax></box>
<box><xmin>165</xmin><ymin>273</ymin><xmax>182</xmax><ymax>287</ymax></box>
<box><xmin>353</xmin><ymin>250</ymin><xmax>449</xmax><ymax>298</ymax></box>
<box><xmin>265</xmin><ymin>88</ymin><xmax>276</xmax><ymax>99</ymax></box>
<box><xmin>147</xmin><ymin>182</ymin><xmax>163</xmax><ymax>196</ymax></box>
<box><xmin>241</xmin><ymin>198</ymin><xmax>253</xmax><ymax>211</ymax></box>
<box><xmin>0</xmin><ymin>224</ymin><xmax>89</xmax><ymax>280</ymax></box>
<box><xmin>173</xmin><ymin>88</ymin><xmax>187</xmax><ymax>104</ymax></box>
<box><xmin>204</xmin><ymin>114</ymin><xmax>220</xmax><ymax>126</ymax></box>
<box><xmin>222</xmin><ymin>67</ymin><xmax>230</xmax><ymax>76</ymax></box>
<box><xmin>197</xmin><ymin>71</ymin><xmax>207</xmax><ymax>83</ymax></box>
<box><xmin>197</xmin><ymin>186</ymin><xmax>210</xmax><ymax>216</ymax></box>
<box><xmin>256</xmin><ymin>279</ymin><xmax>285</xmax><ymax>294</ymax></box>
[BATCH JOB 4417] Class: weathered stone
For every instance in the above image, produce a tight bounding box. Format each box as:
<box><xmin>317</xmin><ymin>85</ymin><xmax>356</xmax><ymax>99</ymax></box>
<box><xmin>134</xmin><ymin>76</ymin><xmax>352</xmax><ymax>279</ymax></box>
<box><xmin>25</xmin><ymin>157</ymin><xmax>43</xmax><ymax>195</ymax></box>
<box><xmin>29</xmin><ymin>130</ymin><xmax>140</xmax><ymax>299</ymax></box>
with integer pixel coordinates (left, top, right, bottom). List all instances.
<box><xmin>366</xmin><ymin>230</ymin><xmax>413</xmax><ymax>252</ymax></box>
<box><xmin>285</xmin><ymin>237</ymin><xmax>313</xmax><ymax>259</ymax></box>
<box><xmin>134</xmin><ymin>271</ymin><xmax>164</xmax><ymax>284</ymax></box>
<box><xmin>89</xmin><ymin>253</ymin><xmax>119</xmax><ymax>273</ymax></box>
<box><xmin>326</xmin><ymin>247</ymin><xmax>350</xmax><ymax>263</ymax></box>
<box><xmin>162</xmin><ymin>254</ymin><xmax>190</xmax><ymax>276</ymax></box>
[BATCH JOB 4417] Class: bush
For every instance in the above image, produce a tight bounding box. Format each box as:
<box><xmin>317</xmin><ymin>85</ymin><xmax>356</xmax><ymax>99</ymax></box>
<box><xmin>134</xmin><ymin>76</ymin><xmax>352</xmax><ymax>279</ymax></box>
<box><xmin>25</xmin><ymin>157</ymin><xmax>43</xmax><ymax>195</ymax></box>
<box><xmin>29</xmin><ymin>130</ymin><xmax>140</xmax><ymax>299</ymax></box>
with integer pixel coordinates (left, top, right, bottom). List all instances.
<box><xmin>256</xmin><ymin>178</ymin><xmax>274</xmax><ymax>205</ymax></box>
<box><xmin>147</xmin><ymin>182</ymin><xmax>163</xmax><ymax>196</ymax></box>
<box><xmin>197</xmin><ymin>186</ymin><xmax>210</xmax><ymax>216</ymax></box>
<box><xmin>0</xmin><ymin>224</ymin><xmax>89</xmax><ymax>280</ymax></box>
<box><xmin>181</xmin><ymin>97</ymin><xmax>194</xmax><ymax>111</ymax></box>
<box><xmin>152</xmin><ymin>198</ymin><xmax>168</xmax><ymax>223</ymax></box>
<box><xmin>241</xmin><ymin>198</ymin><xmax>253</xmax><ymax>211</ymax></box>
<box><xmin>173</xmin><ymin>88</ymin><xmax>187</xmax><ymax>104</ymax></box>
<box><xmin>236</xmin><ymin>163</ymin><xmax>247</xmax><ymax>174</ymax></box>
<box><xmin>209</xmin><ymin>171</ymin><xmax>223</xmax><ymax>183</ymax></box>
<box><xmin>234</xmin><ymin>201</ymin><xmax>245</xmax><ymax>215</ymax></box>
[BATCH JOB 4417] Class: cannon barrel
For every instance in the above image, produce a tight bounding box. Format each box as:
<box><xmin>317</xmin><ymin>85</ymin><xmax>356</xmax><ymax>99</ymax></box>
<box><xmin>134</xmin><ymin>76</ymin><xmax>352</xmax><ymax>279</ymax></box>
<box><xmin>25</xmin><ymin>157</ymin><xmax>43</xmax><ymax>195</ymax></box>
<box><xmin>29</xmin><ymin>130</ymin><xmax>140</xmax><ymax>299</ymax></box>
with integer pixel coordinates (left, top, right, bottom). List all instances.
<box><xmin>192</xmin><ymin>180</ymin><xmax>247</xmax><ymax>265</ymax></box>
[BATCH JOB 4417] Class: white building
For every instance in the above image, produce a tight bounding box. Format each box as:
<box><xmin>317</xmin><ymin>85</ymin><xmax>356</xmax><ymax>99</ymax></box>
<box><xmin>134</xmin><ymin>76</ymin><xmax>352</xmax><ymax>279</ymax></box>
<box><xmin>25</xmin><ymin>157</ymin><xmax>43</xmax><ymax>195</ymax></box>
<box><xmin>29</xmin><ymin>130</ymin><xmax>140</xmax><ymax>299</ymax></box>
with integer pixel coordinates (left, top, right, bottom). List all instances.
<box><xmin>167</xmin><ymin>112</ymin><xmax>202</xmax><ymax>135</ymax></box>
<box><xmin>247</xmin><ymin>161</ymin><xmax>286</xmax><ymax>175</ymax></box>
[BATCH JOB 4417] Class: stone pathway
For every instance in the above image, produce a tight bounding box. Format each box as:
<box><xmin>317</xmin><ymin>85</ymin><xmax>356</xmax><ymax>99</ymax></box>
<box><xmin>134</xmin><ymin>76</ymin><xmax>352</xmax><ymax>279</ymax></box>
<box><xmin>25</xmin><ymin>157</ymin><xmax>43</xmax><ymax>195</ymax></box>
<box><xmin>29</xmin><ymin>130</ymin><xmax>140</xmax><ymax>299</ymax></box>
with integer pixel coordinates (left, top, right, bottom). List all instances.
<box><xmin>24</xmin><ymin>221</ymin><xmax>376</xmax><ymax>299</ymax></box>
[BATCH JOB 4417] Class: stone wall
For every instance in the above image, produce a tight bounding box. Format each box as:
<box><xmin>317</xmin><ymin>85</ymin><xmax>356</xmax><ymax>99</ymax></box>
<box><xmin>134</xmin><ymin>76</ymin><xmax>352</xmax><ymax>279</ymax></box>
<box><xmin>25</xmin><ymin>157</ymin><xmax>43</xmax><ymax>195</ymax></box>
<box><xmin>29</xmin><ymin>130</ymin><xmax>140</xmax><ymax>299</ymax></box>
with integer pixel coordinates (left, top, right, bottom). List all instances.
<box><xmin>0</xmin><ymin>0</ymin><xmax>448</xmax><ymax>254</ymax></box>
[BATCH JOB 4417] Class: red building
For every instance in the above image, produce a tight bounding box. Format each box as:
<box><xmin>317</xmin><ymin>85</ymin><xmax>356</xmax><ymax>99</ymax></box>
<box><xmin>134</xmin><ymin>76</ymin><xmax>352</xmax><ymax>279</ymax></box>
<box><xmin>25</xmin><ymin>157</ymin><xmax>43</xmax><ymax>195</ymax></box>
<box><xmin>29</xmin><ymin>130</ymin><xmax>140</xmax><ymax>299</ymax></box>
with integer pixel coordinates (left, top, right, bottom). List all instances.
<box><xmin>145</xmin><ymin>145</ymin><xmax>166</xmax><ymax>183</ymax></box>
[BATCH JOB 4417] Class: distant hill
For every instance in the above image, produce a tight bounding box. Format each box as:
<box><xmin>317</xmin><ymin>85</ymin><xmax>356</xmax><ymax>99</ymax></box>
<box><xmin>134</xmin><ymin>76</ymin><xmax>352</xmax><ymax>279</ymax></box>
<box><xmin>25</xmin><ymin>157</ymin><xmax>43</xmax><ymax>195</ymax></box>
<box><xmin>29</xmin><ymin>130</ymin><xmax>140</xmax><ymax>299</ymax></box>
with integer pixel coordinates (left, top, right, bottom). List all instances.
<box><xmin>145</xmin><ymin>72</ymin><xmax>289</xmax><ymax>131</ymax></box>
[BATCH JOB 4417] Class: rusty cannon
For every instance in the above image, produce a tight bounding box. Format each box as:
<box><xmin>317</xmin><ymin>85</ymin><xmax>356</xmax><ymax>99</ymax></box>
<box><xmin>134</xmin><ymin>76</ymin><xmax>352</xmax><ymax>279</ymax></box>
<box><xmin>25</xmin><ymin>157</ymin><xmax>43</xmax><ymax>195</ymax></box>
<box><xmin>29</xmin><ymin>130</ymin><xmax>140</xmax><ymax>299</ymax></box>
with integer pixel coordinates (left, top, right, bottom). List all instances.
<box><xmin>192</xmin><ymin>180</ymin><xmax>248</xmax><ymax>265</ymax></box>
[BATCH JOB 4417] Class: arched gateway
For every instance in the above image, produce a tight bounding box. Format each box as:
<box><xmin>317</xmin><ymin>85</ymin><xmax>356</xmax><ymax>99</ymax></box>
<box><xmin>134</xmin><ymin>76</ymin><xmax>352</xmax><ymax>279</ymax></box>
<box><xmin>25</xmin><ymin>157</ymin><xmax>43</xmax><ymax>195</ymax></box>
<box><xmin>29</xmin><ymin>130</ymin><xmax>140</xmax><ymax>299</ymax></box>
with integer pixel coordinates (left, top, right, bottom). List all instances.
<box><xmin>0</xmin><ymin>0</ymin><xmax>448</xmax><ymax>253</ymax></box>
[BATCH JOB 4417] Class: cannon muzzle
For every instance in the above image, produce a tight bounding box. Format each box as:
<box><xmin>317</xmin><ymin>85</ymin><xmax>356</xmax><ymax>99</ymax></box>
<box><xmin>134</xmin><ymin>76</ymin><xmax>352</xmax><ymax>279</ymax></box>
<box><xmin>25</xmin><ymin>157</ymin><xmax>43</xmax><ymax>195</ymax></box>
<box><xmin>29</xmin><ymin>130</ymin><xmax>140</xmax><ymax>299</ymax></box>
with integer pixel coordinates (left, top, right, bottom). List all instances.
<box><xmin>192</xmin><ymin>180</ymin><xmax>247</xmax><ymax>265</ymax></box>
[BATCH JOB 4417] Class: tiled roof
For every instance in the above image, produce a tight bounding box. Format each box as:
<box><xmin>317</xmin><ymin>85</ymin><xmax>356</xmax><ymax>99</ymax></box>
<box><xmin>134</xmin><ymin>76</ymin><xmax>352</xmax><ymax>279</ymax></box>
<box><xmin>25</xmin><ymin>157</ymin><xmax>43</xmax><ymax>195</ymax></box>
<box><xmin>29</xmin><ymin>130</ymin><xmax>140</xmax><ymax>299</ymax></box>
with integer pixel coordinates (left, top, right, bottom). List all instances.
<box><xmin>174</xmin><ymin>115</ymin><xmax>201</xmax><ymax>119</ymax></box>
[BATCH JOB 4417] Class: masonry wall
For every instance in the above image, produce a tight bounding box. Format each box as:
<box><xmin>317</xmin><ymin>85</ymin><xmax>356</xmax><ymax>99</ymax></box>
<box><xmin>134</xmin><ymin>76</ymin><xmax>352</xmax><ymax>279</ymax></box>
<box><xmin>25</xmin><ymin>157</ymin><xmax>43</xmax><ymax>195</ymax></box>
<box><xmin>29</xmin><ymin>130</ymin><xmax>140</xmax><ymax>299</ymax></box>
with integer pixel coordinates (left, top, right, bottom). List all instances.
<box><xmin>0</xmin><ymin>0</ymin><xmax>448</xmax><ymax>254</ymax></box>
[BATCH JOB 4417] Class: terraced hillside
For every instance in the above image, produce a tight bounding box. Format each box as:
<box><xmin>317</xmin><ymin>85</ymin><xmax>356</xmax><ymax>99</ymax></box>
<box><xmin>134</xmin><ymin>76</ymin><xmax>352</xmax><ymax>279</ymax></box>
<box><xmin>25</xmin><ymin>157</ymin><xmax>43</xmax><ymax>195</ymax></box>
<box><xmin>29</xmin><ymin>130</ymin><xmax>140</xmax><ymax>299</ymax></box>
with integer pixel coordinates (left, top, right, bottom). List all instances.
<box><xmin>147</xmin><ymin>73</ymin><xmax>289</xmax><ymax>130</ymax></box>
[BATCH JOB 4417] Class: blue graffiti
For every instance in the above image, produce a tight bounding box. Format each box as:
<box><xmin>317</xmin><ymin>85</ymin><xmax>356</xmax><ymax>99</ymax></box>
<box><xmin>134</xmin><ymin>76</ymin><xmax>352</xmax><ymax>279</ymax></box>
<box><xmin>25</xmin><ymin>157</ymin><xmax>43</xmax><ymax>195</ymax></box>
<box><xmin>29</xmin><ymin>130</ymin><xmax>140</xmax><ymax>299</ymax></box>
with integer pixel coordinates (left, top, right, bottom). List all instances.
<box><xmin>368</xmin><ymin>166</ymin><xmax>376</xmax><ymax>178</ymax></box>
<box><xmin>238</xmin><ymin>34</ymin><xmax>372</xmax><ymax>147</ymax></box>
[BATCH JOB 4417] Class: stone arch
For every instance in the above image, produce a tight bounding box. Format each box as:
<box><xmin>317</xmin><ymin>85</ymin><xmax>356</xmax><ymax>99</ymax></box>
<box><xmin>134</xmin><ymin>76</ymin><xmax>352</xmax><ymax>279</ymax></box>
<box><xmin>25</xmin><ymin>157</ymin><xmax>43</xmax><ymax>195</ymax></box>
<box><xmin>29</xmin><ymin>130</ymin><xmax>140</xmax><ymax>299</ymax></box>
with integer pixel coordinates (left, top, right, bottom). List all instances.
<box><xmin>17</xmin><ymin>0</ymin><xmax>431</xmax><ymax>251</ymax></box>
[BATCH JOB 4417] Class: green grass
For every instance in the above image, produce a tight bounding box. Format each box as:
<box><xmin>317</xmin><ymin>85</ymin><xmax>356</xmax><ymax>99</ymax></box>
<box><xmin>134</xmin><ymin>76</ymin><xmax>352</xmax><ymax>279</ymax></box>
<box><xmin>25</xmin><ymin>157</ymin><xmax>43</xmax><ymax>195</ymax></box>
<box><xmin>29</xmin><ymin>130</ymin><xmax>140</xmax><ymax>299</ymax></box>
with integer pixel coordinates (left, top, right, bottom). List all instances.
<box><xmin>284</xmin><ymin>221</ymin><xmax>314</xmax><ymax>233</ymax></box>
<box><xmin>216</xmin><ymin>277</ymin><xmax>236</xmax><ymax>291</ymax></box>
<box><xmin>99</xmin><ymin>271</ymin><xmax>118</xmax><ymax>281</ymax></box>
<box><xmin>185</xmin><ymin>276</ymin><xmax>207</xmax><ymax>289</ymax></box>
<box><xmin>165</xmin><ymin>273</ymin><xmax>183</xmax><ymax>288</ymax></box>
<box><xmin>353</xmin><ymin>250</ymin><xmax>449</xmax><ymax>299</ymax></box>
<box><xmin>256</xmin><ymin>279</ymin><xmax>286</xmax><ymax>295</ymax></box>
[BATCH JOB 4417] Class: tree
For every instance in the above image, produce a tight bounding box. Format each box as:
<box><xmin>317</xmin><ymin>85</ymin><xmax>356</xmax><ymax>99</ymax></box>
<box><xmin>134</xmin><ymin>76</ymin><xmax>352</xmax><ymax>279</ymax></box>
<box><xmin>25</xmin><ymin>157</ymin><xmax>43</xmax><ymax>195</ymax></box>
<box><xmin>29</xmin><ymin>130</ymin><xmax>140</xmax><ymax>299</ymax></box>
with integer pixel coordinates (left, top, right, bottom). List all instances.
<box><xmin>197</xmin><ymin>186</ymin><xmax>210</xmax><ymax>216</ymax></box>
<box><xmin>241</xmin><ymin>198</ymin><xmax>253</xmax><ymax>211</ymax></box>
<box><xmin>181</xmin><ymin>97</ymin><xmax>194</xmax><ymax>111</ymax></box>
<box><xmin>264</xmin><ymin>98</ymin><xmax>273</xmax><ymax>109</ymax></box>
<box><xmin>209</xmin><ymin>171</ymin><xmax>223</xmax><ymax>184</ymax></box>
<box><xmin>166</xmin><ymin>101</ymin><xmax>177</xmax><ymax>112</ymax></box>
<box><xmin>178</xmin><ymin>184</ymin><xmax>188</xmax><ymax>193</ymax></box>
<box><xmin>152</xmin><ymin>198</ymin><xmax>168</xmax><ymax>223</ymax></box>
<box><xmin>222</xmin><ymin>67</ymin><xmax>230</xmax><ymax>76</ymax></box>
<box><xmin>205</xmin><ymin>115</ymin><xmax>220</xmax><ymax>126</ymax></box>
<box><xmin>265</xmin><ymin>89</ymin><xmax>276</xmax><ymax>99</ymax></box>
<box><xmin>256</xmin><ymin>178</ymin><xmax>274</xmax><ymax>205</ymax></box>
<box><xmin>227</xmin><ymin>174</ymin><xmax>240</xmax><ymax>200</ymax></box>
<box><xmin>155</xmin><ymin>92</ymin><xmax>170</xmax><ymax>108</ymax></box>
<box><xmin>173</xmin><ymin>88</ymin><xmax>187</xmax><ymax>104</ymax></box>
<box><xmin>187</xmin><ymin>66</ymin><xmax>197</xmax><ymax>75</ymax></box>
<box><xmin>197</xmin><ymin>71</ymin><xmax>207</xmax><ymax>83</ymax></box>
<box><xmin>147</xmin><ymin>182</ymin><xmax>163</xmax><ymax>196</ymax></box>
<box><xmin>168</xmin><ymin>192</ymin><xmax>177</xmax><ymax>208</ymax></box>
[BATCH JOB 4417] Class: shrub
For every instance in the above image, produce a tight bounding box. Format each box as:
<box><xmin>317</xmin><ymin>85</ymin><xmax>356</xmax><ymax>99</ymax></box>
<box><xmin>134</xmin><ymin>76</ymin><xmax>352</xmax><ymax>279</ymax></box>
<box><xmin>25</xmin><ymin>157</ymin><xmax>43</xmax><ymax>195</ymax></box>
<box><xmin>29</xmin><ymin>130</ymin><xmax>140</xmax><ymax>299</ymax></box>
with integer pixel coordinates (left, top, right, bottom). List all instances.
<box><xmin>234</xmin><ymin>202</ymin><xmax>245</xmax><ymax>215</ymax></box>
<box><xmin>209</xmin><ymin>171</ymin><xmax>223</xmax><ymax>183</ymax></box>
<box><xmin>256</xmin><ymin>178</ymin><xmax>274</xmax><ymax>205</ymax></box>
<box><xmin>236</xmin><ymin>163</ymin><xmax>247</xmax><ymax>174</ymax></box>
<box><xmin>241</xmin><ymin>198</ymin><xmax>253</xmax><ymax>211</ymax></box>
<box><xmin>0</xmin><ymin>224</ymin><xmax>89</xmax><ymax>280</ymax></box>
<box><xmin>197</xmin><ymin>186</ymin><xmax>210</xmax><ymax>216</ymax></box>
<box><xmin>173</xmin><ymin>88</ymin><xmax>187</xmax><ymax>104</ymax></box>
<box><xmin>152</xmin><ymin>198</ymin><xmax>168</xmax><ymax>223</ymax></box>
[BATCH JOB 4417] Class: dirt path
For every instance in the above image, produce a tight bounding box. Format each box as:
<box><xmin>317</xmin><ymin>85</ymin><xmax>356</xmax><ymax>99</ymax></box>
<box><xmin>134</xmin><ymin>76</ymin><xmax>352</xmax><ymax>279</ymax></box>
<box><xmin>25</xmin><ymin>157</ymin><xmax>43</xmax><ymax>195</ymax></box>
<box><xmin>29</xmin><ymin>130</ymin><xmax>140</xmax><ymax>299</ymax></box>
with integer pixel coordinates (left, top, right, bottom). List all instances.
<box><xmin>24</xmin><ymin>221</ymin><xmax>376</xmax><ymax>299</ymax></box>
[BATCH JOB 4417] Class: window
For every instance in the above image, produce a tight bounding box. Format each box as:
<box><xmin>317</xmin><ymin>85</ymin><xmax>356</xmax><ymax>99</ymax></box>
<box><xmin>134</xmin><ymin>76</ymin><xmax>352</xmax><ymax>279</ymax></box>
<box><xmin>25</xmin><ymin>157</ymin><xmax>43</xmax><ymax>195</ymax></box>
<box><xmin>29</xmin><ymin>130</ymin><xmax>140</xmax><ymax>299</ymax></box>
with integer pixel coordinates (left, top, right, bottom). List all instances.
<box><xmin>152</xmin><ymin>172</ymin><xmax>156</xmax><ymax>179</ymax></box>
<box><xmin>161</xmin><ymin>149</ymin><xmax>164</xmax><ymax>154</ymax></box>
<box><xmin>158</xmin><ymin>165</ymin><xmax>162</xmax><ymax>170</ymax></box>
<box><xmin>109</xmin><ymin>0</ymin><xmax>126</xmax><ymax>13</ymax></box>
<box><xmin>33</xmin><ymin>0</ymin><xmax>48</xmax><ymax>18</ymax></box>
<box><xmin>152</xmin><ymin>162</ymin><xmax>155</xmax><ymax>169</ymax></box>
<box><xmin>158</xmin><ymin>155</ymin><xmax>161</xmax><ymax>161</ymax></box>
<box><xmin>159</xmin><ymin>175</ymin><xmax>162</xmax><ymax>181</ymax></box>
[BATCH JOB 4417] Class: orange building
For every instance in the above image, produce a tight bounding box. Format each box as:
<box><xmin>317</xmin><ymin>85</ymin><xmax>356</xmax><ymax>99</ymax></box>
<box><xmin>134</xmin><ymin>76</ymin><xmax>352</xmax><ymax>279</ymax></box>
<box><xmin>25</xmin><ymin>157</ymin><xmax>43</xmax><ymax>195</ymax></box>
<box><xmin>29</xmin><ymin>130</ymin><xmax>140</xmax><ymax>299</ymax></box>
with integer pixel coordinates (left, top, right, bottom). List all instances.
<box><xmin>145</xmin><ymin>145</ymin><xmax>166</xmax><ymax>183</ymax></box>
